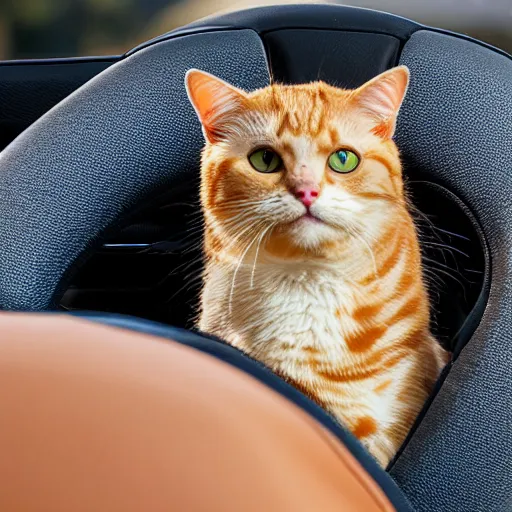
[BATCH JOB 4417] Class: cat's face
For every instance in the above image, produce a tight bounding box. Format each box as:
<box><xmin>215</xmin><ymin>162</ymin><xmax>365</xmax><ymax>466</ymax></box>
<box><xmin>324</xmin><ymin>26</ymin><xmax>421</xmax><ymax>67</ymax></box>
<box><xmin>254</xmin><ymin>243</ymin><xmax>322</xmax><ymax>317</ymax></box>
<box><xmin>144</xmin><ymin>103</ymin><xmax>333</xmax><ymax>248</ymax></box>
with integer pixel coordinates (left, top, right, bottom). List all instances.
<box><xmin>186</xmin><ymin>67</ymin><xmax>410</xmax><ymax>261</ymax></box>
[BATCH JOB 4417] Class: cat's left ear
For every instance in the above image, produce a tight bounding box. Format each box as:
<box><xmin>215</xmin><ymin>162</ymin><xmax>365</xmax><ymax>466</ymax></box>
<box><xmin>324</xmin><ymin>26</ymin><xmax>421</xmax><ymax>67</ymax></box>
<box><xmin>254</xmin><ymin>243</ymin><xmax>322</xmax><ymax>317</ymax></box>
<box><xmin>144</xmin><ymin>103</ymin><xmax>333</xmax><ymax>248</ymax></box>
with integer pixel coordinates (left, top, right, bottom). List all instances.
<box><xmin>352</xmin><ymin>66</ymin><xmax>410</xmax><ymax>139</ymax></box>
<box><xmin>185</xmin><ymin>69</ymin><xmax>248</xmax><ymax>143</ymax></box>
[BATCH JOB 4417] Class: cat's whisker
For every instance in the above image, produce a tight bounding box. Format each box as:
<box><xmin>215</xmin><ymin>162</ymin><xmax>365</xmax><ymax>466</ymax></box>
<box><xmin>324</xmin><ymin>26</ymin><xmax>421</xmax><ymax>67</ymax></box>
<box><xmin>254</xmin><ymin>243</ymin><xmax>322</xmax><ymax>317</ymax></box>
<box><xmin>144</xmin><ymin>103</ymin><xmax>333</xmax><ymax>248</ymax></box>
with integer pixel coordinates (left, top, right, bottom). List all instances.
<box><xmin>182</xmin><ymin>241</ymin><xmax>204</xmax><ymax>256</ymax></box>
<box><xmin>211</xmin><ymin>199</ymin><xmax>267</xmax><ymax>209</ymax></box>
<box><xmin>166</xmin><ymin>253</ymin><xmax>204</xmax><ymax>278</ymax></box>
<box><xmin>217</xmin><ymin>209</ymin><xmax>258</xmax><ymax>226</ymax></box>
<box><xmin>162</xmin><ymin>201</ymin><xmax>200</xmax><ymax>209</ymax></box>
<box><xmin>409</xmin><ymin>199</ymin><xmax>466</xmax><ymax>245</ymax></box>
<box><xmin>409</xmin><ymin>206</ymin><xmax>446</xmax><ymax>244</ymax></box>
<box><xmin>344</xmin><ymin>225</ymin><xmax>378</xmax><ymax>276</ymax></box>
<box><xmin>201</xmin><ymin>216</ymin><xmax>257</xmax><ymax>247</ymax></box>
<box><xmin>180</xmin><ymin>235</ymin><xmax>204</xmax><ymax>251</ymax></box>
<box><xmin>182</xmin><ymin>221</ymin><xmax>208</xmax><ymax>235</ymax></box>
<box><xmin>422</xmin><ymin>256</ymin><xmax>469</xmax><ymax>281</ymax></box>
<box><xmin>422</xmin><ymin>263</ymin><xmax>468</xmax><ymax>302</ymax></box>
<box><xmin>250</xmin><ymin>222</ymin><xmax>277</xmax><ymax>289</ymax></box>
<box><xmin>422</xmin><ymin>268</ymin><xmax>446</xmax><ymax>293</ymax></box>
<box><xmin>185</xmin><ymin>214</ymin><xmax>206</xmax><ymax>225</ymax></box>
<box><xmin>228</xmin><ymin>221</ymin><xmax>267</xmax><ymax>316</ymax></box>
<box><xmin>184</xmin><ymin>208</ymin><xmax>205</xmax><ymax>218</ymax></box>
<box><xmin>179</xmin><ymin>222</ymin><xmax>206</xmax><ymax>236</ymax></box>
<box><xmin>216</xmin><ymin>206</ymin><xmax>272</xmax><ymax>226</ymax></box>
<box><xmin>222</xmin><ymin>219</ymin><xmax>265</xmax><ymax>252</ymax></box>
<box><xmin>213</xmin><ymin>195</ymin><xmax>285</xmax><ymax>211</ymax></box>
<box><xmin>421</xmin><ymin>243</ymin><xmax>469</xmax><ymax>278</ymax></box>
<box><xmin>220</xmin><ymin>220</ymin><xmax>266</xmax><ymax>254</ymax></box>
<box><xmin>431</xmin><ymin>226</ymin><xmax>471</xmax><ymax>241</ymax></box>
<box><xmin>166</xmin><ymin>267</ymin><xmax>205</xmax><ymax>304</ymax></box>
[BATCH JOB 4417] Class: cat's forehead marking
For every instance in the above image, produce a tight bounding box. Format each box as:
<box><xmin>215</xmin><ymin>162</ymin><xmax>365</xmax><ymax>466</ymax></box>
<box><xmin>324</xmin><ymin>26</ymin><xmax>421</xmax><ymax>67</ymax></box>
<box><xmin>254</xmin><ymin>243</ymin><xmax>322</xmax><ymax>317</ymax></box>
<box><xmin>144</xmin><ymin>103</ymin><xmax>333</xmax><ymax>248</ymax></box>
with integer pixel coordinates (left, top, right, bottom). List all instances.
<box><xmin>271</xmin><ymin>86</ymin><xmax>329</xmax><ymax>138</ymax></box>
<box><xmin>278</xmin><ymin>131</ymin><xmax>338</xmax><ymax>163</ymax></box>
<box><xmin>245</xmin><ymin>83</ymin><xmax>389</xmax><ymax>164</ymax></box>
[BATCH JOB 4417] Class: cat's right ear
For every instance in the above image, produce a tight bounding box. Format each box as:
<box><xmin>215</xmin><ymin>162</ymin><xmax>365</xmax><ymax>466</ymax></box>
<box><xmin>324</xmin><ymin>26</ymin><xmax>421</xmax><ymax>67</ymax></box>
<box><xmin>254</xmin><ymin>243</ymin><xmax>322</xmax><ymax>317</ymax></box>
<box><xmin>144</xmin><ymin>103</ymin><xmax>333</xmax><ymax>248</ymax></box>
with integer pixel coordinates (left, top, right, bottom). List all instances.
<box><xmin>185</xmin><ymin>69</ymin><xmax>247</xmax><ymax>143</ymax></box>
<box><xmin>351</xmin><ymin>66</ymin><xmax>410</xmax><ymax>139</ymax></box>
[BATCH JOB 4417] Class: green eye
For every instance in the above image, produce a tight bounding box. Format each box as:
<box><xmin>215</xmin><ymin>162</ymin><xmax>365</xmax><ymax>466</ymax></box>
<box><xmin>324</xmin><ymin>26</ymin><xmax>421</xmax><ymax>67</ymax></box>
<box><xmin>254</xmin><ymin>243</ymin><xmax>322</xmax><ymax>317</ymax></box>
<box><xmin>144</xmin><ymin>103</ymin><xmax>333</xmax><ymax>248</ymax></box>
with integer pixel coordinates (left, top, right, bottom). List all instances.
<box><xmin>328</xmin><ymin>149</ymin><xmax>359</xmax><ymax>173</ymax></box>
<box><xmin>248</xmin><ymin>149</ymin><xmax>282</xmax><ymax>173</ymax></box>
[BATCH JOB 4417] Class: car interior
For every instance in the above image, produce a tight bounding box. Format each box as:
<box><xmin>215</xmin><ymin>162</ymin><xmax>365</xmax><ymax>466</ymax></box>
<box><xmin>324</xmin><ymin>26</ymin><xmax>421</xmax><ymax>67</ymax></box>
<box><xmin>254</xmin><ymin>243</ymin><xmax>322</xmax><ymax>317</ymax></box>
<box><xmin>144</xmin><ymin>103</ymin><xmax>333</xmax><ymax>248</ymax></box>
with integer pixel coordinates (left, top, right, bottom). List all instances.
<box><xmin>0</xmin><ymin>4</ymin><xmax>509</xmax><ymax>511</ymax></box>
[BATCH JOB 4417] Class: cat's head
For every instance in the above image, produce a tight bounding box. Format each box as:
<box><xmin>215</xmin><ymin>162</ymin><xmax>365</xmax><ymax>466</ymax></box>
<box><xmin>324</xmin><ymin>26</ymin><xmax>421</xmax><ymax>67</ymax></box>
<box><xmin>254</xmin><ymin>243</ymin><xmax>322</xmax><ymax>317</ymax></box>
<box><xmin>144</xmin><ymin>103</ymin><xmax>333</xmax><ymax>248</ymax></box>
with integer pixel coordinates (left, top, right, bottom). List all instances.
<box><xmin>185</xmin><ymin>66</ymin><xmax>410</xmax><ymax>261</ymax></box>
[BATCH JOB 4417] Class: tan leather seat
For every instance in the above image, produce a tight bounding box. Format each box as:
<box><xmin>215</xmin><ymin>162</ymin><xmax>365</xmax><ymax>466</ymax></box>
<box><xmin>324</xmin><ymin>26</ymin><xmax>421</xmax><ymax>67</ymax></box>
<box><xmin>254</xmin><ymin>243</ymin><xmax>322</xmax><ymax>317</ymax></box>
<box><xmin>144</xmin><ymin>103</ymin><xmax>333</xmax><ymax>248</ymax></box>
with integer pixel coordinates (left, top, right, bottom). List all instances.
<box><xmin>0</xmin><ymin>314</ymin><xmax>396</xmax><ymax>511</ymax></box>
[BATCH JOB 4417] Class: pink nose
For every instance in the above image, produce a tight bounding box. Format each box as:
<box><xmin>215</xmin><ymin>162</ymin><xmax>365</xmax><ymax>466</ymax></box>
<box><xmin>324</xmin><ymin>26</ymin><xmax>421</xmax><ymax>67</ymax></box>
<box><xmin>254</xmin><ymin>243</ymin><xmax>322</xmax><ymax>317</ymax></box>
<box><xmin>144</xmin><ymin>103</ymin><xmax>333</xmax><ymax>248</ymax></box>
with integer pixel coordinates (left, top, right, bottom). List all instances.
<box><xmin>294</xmin><ymin>188</ymin><xmax>319</xmax><ymax>208</ymax></box>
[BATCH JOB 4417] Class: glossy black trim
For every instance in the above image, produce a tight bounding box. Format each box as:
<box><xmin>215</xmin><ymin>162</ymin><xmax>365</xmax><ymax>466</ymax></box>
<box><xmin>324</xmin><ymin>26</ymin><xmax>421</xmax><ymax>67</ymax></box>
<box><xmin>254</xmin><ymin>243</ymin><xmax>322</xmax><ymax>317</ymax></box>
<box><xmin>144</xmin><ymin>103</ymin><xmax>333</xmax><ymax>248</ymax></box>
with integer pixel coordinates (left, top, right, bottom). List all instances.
<box><xmin>102</xmin><ymin>243</ymin><xmax>151</xmax><ymax>248</ymax></box>
<box><xmin>425</xmin><ymin>26</ymin><xmax>511</xmax><ymax>60</ymax></box>
<box><xmin>127</xmin><ymin>5</ymin><xmax>417</xmax><ymax>56</ymax></box>
<box><xmin>387</xmin><ymin>181</ymin><xmax>490</xmax><ymax>470</ymax></box>
<box><xmin>126</xmin><ymin>4</ymin><xmax>511</xmax><ymax>62</ymax></box>
<box><xmin>0</xmin><ymin>55</ymin><xmax>120</xmax><ymax>67</ymax></box>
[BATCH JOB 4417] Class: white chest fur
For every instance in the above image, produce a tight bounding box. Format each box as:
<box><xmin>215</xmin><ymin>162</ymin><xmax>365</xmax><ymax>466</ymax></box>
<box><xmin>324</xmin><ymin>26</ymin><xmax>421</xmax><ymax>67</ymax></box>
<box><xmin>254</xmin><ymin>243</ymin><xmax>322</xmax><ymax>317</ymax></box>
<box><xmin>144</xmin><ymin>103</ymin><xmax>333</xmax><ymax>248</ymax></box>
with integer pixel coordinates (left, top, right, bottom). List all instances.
<box><xmin>199</xmin><ymin>258</ymin><xmax>415</xmax><ymax>443</ymax></box>
<box><xmin>200</xmin><ymin>261</ymin><xmax>358</xmax><ymax>357</ymax></box>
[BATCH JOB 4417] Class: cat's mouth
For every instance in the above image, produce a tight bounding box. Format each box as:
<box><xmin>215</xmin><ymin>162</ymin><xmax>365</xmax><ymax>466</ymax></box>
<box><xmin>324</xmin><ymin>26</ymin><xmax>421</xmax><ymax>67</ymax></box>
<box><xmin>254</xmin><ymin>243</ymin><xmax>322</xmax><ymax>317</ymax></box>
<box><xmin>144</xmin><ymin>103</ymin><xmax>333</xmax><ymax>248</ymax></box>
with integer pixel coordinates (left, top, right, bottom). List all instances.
<box><xmin>303</xmin><ymin>211</ymin><xmax>322</xmax><ymax>222</ymax></box>
<box><xmin>293</xmin><ymin>209</ymin><xmax>323</xmax><ymax>224</ymax></box>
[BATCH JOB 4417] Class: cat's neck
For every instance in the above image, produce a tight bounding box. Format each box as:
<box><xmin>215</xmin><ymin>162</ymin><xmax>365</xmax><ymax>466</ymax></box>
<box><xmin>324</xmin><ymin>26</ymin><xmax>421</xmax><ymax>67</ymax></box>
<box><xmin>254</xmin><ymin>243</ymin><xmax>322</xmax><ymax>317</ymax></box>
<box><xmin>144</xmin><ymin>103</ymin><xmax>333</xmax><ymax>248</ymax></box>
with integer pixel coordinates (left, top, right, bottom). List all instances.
<box><xmin>199</xmin><ymin>222</ymin><xmax>429</xmax><ymax>353</ymax></box>
<box><xmin>204</xmin><ymin>236</ymin><xmax>377</xmax><ymax>285</ymax></box>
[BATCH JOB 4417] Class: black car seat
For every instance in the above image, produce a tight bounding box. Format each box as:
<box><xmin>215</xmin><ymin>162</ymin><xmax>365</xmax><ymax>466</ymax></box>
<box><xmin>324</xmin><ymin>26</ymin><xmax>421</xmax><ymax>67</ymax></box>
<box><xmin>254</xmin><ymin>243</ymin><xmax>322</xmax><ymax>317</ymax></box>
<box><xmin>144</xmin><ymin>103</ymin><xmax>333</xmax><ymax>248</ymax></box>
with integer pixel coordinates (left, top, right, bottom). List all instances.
<box><xmin>0</xmin><ymin>5</ymin><xmax>509</xmax><ymax>511</ymax></box>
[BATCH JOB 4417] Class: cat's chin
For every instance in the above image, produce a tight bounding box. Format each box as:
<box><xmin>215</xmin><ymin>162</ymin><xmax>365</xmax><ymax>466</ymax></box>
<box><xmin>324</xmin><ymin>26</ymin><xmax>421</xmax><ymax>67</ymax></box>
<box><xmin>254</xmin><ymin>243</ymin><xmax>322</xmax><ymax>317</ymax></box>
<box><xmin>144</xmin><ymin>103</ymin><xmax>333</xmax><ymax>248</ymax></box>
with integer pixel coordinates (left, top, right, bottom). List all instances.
<box><xmin>285</xmin><ymin>214</ymin><xmax>339</xmax><ymax>249</ymax></box>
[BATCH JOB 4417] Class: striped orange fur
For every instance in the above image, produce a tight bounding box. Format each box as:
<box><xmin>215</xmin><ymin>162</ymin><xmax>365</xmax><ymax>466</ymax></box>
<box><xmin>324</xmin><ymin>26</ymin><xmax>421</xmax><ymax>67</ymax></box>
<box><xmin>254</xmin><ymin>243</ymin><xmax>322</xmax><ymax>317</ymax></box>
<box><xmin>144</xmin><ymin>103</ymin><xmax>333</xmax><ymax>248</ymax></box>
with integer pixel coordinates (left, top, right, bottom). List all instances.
<box><xmin>185</xmin><ymin>66</ymin><xmax>449</xmax><ymax>467</ymax></box>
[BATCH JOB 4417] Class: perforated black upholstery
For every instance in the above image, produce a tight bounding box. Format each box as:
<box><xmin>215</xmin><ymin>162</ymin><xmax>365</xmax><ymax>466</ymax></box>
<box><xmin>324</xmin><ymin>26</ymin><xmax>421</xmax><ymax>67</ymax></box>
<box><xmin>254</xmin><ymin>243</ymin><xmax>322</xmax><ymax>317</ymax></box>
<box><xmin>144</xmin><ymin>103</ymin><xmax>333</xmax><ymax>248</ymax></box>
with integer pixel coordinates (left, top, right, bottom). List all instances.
<box><xmin>389</xmin><ymin>30</ymin><xmax>512</xmax><ymax>512</ymax></box>
<box><xmin>0</xmin><ymin>30</ymin><xmax>268</xmax><ymax>309</ymax></box>
<box><xmin>0</xmin><ymin>5</ymin><xmax>510</xmax><ymax>512</ymax></box>
<box><xmin>0</xmin><ymin>58</ymin><xmax>114</xmax><ymax>151</ymax></box>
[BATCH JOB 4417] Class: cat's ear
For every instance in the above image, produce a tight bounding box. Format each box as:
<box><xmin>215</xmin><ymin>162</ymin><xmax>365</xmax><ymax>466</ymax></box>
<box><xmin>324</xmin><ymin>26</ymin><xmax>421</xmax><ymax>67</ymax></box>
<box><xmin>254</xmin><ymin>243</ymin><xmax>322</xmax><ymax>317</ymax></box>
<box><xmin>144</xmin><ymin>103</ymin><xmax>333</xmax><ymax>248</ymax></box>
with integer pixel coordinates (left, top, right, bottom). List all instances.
<box><xmin>352</xmin><ymin>66</ymin><xmax>409</xmax><ymax>139</ymax></box>
<box><xmin>185</xmin><ymin>69</ymin><xmax>247</xmax><ymax>143</ymax></box>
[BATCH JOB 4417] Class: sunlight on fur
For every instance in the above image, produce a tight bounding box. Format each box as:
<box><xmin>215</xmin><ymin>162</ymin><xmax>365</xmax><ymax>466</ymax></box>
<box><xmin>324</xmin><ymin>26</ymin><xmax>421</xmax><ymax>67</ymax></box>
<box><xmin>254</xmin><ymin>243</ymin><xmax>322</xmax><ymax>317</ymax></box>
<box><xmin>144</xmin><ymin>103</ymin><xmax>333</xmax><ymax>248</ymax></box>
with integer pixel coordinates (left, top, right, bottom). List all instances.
<box><xmin>185</xmin><ymin>67</ymin><xmax>449</xmax><ymax>467</ymax></box>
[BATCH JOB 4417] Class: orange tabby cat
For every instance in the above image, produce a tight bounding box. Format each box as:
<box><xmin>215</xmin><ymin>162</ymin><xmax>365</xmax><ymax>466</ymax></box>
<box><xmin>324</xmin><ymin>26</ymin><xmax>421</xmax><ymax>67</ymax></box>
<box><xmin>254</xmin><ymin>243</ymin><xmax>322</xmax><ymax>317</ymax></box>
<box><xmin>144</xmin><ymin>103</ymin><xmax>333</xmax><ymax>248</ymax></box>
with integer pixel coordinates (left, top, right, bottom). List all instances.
<box><xmin>185</xmin><ymin>66</ymin><xmax>449</xmax><ymax>467</ymax></box>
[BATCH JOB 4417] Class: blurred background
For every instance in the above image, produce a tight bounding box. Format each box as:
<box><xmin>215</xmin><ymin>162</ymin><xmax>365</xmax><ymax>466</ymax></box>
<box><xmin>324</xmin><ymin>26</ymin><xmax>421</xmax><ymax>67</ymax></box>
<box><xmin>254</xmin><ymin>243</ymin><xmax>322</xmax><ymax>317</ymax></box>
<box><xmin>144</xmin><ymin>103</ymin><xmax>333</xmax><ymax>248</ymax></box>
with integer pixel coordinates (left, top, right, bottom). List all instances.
<box><xmin>0</xmin><ymin>0</ymin><xmax>511</xmax><ymax>60</ymax></box>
